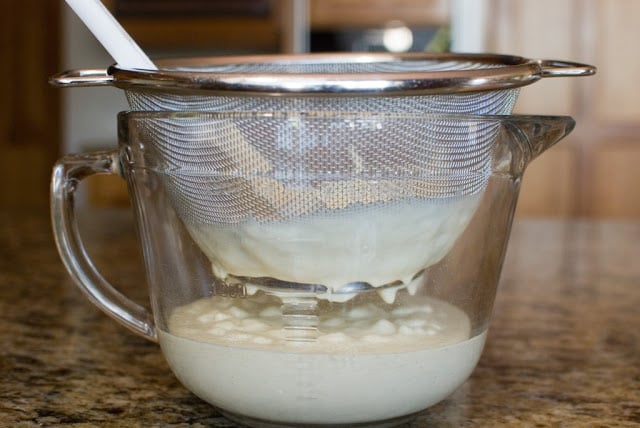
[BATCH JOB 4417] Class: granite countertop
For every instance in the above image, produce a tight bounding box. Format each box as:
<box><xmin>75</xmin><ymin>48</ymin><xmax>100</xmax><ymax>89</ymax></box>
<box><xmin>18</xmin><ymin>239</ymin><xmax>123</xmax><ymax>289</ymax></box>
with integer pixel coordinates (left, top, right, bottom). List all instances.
<box><xmin>1</xmin><ymin>208</ymin><xmax>639</xmax><ymax>427</ymax></box>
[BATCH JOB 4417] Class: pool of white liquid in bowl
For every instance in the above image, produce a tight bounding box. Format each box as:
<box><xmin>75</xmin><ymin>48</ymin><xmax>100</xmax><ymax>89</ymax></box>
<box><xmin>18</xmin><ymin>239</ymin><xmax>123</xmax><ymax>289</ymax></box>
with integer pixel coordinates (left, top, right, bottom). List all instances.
<box><xmin>159</xmin><ymin>293</ymin><xmax>487</xmax><ymax>425</ymax></box>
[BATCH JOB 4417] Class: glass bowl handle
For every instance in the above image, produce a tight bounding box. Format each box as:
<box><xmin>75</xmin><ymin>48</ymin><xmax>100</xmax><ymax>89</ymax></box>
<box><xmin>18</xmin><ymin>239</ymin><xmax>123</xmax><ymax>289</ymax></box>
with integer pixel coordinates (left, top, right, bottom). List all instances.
<box><xmin>51</xmin><ymin>150</ymin><xmax>157</xmax><ymax>342</ymax></box>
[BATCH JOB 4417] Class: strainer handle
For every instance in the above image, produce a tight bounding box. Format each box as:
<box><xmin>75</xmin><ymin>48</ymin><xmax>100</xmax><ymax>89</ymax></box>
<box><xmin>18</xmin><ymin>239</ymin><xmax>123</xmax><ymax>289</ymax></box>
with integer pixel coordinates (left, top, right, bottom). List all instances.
<box><xmin>51</xmin><ymin>150</ymin><xmax>157</xmax><ymax>342</ymax></box>
<box><xmin>537</xmin><ymin>59</ymin><xmax>597</xmax><ymax>78</ymax></box>
<box><xmin>49</xmin><ymin>69</ymin><xmax>114</xmax><ymax>87</ymax></box>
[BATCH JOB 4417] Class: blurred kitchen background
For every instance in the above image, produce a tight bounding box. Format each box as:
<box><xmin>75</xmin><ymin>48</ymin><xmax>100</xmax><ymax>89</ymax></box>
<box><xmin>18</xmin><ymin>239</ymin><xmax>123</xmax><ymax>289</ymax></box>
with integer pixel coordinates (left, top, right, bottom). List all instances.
<box><xmin>2</xmin><ymin>0</ymin><xmax>639</xmax><ymax>219</ymax></box>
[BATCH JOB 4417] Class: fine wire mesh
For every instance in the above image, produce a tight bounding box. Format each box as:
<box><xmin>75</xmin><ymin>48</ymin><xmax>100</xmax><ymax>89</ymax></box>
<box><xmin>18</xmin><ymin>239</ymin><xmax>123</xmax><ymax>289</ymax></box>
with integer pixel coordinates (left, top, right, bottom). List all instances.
<box><xmin>136</xmin><ymin>113</ymin><xmax>500</xmax><ymax>225</ymax></box>
<box><xmin>124</xmin><ymin>58</ymin><xmax>517</xmax><ymax>225</ymax></box>
<box><xmin>126</xmin><ymin>91</ymin><xmax>519</xmax><ymax>115</ymax></box>
<box><xmin>172</xmin><ymin>58</ymin><xmax>507</xmax><ymax>73</ymax></box>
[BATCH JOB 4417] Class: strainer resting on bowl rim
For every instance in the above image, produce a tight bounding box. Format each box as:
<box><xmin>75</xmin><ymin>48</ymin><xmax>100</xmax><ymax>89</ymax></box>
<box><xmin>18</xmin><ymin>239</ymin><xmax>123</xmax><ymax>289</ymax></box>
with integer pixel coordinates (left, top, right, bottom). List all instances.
<box><xmin>50</xmin><ymin>52</ymin><xmax>595</xmax><ymax>297</ymax></box>
<box><xmin>51</xmin><ymin>52</ymin><xmax>594</xmax><ymax>114</ymax></box>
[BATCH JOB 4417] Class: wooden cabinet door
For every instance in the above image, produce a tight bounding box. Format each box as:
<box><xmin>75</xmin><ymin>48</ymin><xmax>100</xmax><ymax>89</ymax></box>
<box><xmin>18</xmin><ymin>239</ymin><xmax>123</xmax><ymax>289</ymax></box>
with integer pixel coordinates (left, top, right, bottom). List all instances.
<box><xmin>0</xmin><ymin>0</ymin><xmax>61</xmax><ymax>209</ymax></box>
<box><xmin>487</xmin><ymin>0</ymin><xmax>640</xmax><ymax>219</ymax></box>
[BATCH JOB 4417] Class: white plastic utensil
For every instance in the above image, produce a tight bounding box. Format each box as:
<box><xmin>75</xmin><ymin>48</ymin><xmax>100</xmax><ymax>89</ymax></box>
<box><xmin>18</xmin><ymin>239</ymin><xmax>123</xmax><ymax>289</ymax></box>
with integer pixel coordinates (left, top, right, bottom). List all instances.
<box><xmin>65</xmin><ymin>0</ymin><xmax>157</xmax><ymax>70</ymax></box>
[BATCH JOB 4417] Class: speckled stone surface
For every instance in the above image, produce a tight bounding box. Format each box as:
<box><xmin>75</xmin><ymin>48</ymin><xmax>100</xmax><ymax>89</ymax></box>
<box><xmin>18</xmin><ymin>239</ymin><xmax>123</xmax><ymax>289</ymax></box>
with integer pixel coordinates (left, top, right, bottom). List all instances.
<box><xmin>1</xmin><ymin>208</ymin><xmax>639</xmax><ymax>427</ymax></box>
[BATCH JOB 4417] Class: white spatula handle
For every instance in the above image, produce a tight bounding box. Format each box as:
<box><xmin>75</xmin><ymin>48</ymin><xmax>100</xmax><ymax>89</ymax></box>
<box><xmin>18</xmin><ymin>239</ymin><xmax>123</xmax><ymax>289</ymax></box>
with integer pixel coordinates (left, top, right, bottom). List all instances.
<box><xmin>65</xmin><ymin>0</ymin><xmax>157</xmax><ymax>70</ymax></box>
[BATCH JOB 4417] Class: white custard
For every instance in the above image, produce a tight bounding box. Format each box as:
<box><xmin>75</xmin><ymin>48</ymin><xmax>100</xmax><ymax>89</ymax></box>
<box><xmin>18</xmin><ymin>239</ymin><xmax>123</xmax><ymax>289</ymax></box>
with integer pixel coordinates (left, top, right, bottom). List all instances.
<box><xmin>159</xmin><ymin>293</ymin><xmax>487</xmax><ymax>425</ymax></box>
<box><xmin>186</xmin><ymin>195</ymin><xmax>480</xmax><ymax>296</ymax></box>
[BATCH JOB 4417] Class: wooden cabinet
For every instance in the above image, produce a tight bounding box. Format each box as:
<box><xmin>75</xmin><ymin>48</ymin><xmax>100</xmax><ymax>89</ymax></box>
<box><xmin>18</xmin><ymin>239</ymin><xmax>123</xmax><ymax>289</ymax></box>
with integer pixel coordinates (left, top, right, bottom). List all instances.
<box><xmin>310</xmin><ymin>0</ymin><xmax>448</xmax><ymax>29</ymax></box>
<box><xmin>107</xmin><ymin>0</ymin><xmax>282</xmax><ymax>52</ymax></box>
<box><xmin>0</xmin><ymin>1</ymin><xmax>61</xmax><ymax>209</ymax></box>
<box><xmin>487</xmin><ymin>0</ymin><xmax>640</xmax><ymax>219</ymax></box>
<box><xmin>108</xmin><ymin>0</ymin><xmax>449</xmax><ymax>52</ymax></box>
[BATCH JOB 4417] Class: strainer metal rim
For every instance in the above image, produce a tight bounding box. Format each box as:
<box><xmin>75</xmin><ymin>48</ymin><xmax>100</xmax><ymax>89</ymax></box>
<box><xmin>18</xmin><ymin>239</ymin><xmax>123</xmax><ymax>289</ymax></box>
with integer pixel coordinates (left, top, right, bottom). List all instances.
<box><xmin>52</xmin><ymin>52</ymin><xmax>595</xmax><ymax>96</ymax></box>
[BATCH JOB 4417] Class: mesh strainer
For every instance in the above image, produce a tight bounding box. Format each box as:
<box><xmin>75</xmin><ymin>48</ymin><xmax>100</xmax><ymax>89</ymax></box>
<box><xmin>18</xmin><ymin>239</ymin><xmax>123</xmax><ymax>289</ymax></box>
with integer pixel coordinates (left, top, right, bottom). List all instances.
<box><xmin>54</xmin><ymin>53</ymin><xmax>594</xmax><ymax>296</ymax></box>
